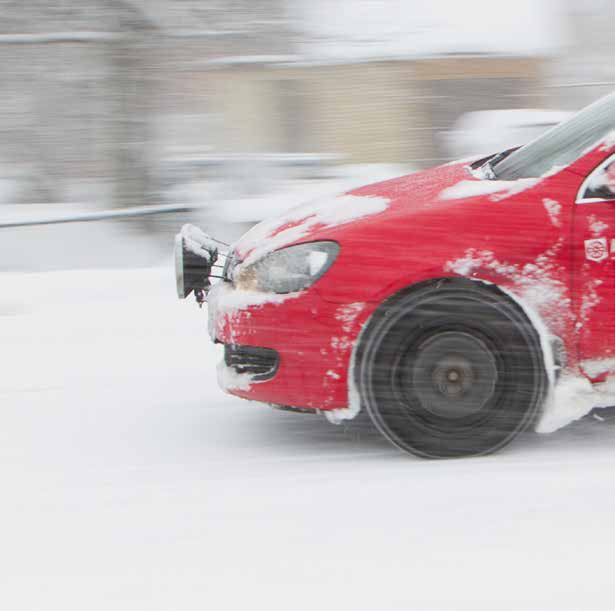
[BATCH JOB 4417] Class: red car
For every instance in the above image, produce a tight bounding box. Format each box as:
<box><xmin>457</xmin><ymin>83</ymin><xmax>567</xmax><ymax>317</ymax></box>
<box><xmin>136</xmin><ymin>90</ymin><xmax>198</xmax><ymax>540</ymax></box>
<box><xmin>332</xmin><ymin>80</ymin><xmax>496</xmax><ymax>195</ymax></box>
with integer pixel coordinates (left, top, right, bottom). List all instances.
<box><xmin>176</xmin><ymin>92</ymin><xmax>615</xmax><ymax>458</ymax></box>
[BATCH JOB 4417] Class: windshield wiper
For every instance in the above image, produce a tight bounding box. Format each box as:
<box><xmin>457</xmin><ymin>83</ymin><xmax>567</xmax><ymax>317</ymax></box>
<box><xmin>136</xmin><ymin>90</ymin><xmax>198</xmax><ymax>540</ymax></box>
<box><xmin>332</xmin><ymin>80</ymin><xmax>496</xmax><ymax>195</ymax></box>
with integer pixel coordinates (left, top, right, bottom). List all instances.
<box><xmin>480</xmin><ymin>148</ymin><xmax>517</xmax><ymax>180</ymax></box>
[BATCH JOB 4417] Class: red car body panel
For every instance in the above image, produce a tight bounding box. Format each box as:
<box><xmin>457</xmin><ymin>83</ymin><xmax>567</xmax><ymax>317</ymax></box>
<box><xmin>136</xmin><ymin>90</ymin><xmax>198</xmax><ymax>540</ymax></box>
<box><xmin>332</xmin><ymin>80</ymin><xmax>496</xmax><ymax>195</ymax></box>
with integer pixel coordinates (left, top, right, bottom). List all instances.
<box><xmin>211</xmin><ymin>140</ymin><xmax>615</xmax><ymax>412</ymax></box>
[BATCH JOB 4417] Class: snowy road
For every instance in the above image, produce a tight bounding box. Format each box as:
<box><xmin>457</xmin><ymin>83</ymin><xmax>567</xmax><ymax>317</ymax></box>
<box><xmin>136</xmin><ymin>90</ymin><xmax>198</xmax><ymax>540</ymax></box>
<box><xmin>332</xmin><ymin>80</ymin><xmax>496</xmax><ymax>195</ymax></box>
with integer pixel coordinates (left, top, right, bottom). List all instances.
<box><xmin>2</xmin><ymin>266</ymin><xmax>615</xmax><ymax>610</ymax></box>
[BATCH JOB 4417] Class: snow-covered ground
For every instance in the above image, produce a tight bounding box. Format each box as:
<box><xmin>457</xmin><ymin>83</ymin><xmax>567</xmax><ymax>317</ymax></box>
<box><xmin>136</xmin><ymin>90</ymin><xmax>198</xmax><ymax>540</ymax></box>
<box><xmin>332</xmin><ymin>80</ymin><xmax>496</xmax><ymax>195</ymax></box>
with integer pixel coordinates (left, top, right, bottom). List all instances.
<box><xmin>2</xmin><ymin>265</ymin><xmax>615</xmax><ymax>611</ymax></box>
<box><xmin>0</xmin><ymin>204</ymin><xmax>170</xmax><ymax>271</ymax></box>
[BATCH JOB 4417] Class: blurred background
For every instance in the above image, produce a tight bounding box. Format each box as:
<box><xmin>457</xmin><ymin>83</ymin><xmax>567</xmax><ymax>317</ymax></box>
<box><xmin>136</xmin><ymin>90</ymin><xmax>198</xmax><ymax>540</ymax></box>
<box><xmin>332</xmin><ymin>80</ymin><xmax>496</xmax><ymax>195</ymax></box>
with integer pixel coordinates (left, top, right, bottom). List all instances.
<box><xmin>6</xmin><ymin>7</ymin><xmax>615</xmax><ymax>608</ymax></box>
<box><xmin>1</xmin><ymin>0</ymin><xmax>614</xmax><ymax>270</ymax></box>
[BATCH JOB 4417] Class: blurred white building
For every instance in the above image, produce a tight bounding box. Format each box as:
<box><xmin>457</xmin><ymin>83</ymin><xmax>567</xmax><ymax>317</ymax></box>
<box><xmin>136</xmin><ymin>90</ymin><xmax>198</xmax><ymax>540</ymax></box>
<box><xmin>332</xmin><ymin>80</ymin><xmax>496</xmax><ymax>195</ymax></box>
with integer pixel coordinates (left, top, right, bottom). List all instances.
<box><xmin>548</xmin><ymin>0</ymin><xmax>615</xmax><ymax>109</ymax></box>
<box><xmin>3</xmin><ymin>0</ymin><xmax>615</xmax><ymax>210</ymax></box>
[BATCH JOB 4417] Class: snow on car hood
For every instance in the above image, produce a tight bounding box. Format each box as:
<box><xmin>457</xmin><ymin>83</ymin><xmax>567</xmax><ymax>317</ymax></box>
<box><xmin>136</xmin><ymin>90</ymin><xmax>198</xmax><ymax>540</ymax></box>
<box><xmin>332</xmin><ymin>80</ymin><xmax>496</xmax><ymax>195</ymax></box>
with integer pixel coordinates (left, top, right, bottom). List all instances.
<box><xmin>232</xmin><ymin>192</ymin><xmax>392</xmax><ymax>266</ymax></box>
<box><xmin>232</xmin><ymin>162</ymin><xmax>471</xmax><ymax>264</ymax></box>
<box><xmin>231</xmin><ymin>158</ymin><xmax>554</xmax><ymax>266</ymax></box>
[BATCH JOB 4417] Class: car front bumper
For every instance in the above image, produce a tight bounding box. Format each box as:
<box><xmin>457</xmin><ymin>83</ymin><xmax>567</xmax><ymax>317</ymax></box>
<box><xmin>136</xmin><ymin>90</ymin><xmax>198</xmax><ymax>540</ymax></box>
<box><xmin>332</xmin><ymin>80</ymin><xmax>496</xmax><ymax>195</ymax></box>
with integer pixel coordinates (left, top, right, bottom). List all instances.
<box><xmin>207</xmin><ymin>281</ymin><xmax>367</xmax><ymax>413</ymax></box>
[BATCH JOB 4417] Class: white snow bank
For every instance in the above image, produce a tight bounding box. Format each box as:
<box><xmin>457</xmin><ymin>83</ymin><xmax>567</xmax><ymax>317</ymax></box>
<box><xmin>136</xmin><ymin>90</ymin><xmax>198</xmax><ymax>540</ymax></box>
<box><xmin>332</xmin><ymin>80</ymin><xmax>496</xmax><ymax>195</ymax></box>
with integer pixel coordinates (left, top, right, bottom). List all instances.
<box><xmin>10</xmin><ymin>264</ymin><xmax>615</xmax><ymax>611</ymax></box>
<box><xmin>0</xmin><ymin>266</ymin><xmax>173</xmax><ymax>315</ymax></box>
<box><xmin>6</xmin><ymin>264</ymin><xmax>615</xmax><ymax>611</ymax></box>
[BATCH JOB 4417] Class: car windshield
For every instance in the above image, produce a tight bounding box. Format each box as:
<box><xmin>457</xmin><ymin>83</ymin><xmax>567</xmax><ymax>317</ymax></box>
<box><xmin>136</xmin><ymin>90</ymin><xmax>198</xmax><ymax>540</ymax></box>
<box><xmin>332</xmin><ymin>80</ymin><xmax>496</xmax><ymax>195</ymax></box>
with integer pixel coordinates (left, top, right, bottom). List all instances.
<box><xmin>490</xmin><ymin>92</ymin><xmax>615</xmax><ymax>180</ymax></box>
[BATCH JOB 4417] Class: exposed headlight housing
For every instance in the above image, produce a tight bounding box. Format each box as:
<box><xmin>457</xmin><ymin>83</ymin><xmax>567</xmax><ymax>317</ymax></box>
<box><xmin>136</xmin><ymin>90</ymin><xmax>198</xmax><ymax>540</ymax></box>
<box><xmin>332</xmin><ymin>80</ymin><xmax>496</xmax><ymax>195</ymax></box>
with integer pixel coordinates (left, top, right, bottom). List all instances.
<box><xmin>233</xmin><ymin>241</ymin><xmax>340</xmax><ymax>294</ymax></box>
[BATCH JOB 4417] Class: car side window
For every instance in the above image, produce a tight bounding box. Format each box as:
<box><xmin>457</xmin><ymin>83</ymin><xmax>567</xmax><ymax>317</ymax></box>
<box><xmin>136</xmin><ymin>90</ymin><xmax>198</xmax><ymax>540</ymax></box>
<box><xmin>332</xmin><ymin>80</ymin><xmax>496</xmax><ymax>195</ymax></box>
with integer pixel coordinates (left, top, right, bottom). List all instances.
<box><xmin>579</xmin><ymin>155</ymin><xmax>615</xmax><ymax>202</ymax></box>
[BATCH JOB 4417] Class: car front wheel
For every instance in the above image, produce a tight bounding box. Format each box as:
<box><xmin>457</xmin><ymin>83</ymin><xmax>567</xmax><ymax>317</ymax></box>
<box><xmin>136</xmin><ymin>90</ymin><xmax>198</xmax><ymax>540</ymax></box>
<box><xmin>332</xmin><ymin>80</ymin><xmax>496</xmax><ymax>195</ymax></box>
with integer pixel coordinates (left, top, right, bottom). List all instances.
<box><xmin>356</xmin><ymin>279</ymin><xmax>548</xmax><ymax>458</ymax></box>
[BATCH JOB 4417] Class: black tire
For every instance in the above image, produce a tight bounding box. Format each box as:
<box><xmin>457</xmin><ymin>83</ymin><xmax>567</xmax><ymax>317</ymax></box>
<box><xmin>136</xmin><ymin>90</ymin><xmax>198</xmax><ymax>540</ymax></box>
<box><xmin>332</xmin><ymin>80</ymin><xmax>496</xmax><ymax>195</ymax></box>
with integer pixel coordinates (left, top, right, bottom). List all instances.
<box><xmin>356</xmin><ymin>279</ymin><xmax>548</xmax><ymax>458</ymax></box>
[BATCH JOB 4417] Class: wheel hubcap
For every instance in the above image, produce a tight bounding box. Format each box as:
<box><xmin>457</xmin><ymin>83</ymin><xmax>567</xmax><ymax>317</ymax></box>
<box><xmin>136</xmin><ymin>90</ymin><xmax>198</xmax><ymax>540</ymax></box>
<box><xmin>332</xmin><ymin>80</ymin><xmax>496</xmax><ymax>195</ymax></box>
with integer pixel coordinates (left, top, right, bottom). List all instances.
<box><xmin>408</xmin><ymin>331</ymin><xmax>498</xmax><ymax>420</ymax></box>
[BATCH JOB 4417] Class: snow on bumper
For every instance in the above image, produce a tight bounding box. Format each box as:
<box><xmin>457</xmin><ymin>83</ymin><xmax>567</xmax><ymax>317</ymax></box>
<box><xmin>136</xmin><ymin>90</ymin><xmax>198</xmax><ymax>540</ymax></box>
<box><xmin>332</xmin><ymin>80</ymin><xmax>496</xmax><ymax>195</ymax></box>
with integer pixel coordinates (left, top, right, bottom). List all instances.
<box><xmin>207</xmin><ymin>281</ymin><xmax>366</xmax><ymax>413</ymax></box>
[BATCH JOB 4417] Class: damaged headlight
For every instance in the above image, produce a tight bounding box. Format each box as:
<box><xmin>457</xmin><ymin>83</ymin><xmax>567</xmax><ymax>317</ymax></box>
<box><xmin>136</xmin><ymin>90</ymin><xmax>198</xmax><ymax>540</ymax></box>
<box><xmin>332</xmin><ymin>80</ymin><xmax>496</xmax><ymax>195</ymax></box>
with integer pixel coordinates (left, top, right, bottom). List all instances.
<box><xmin>233</xmin><ymin>241</ymin><xmax>340</xmax><ymax>294</ymax></box>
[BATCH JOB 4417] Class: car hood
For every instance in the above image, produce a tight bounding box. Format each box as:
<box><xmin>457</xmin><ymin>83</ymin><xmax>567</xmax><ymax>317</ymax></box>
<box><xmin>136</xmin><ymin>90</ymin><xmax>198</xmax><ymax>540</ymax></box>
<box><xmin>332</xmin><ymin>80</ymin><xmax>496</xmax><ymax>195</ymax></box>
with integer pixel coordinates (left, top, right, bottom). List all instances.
<box><xmin>232</xmin><ymin>161</ymin><xmax>475</xmax><ymax>264</ymax></box>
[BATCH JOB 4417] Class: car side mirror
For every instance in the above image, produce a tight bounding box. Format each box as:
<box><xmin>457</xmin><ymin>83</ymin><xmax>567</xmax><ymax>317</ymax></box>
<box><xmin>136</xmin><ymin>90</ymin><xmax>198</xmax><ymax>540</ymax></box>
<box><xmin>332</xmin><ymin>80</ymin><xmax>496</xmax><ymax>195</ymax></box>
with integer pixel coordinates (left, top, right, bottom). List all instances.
<box><xmin>174</xmin><ymin>225</ymin><xmax>219</xmax><ymax>303</ymax></box>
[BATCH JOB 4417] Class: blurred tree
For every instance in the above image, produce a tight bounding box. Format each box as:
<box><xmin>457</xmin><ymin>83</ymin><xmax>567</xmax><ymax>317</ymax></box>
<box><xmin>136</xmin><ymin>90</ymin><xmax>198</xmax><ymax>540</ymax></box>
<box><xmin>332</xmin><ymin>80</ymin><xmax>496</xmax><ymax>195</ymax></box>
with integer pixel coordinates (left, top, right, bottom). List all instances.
<box><xmin>106</xmin><ymin>0</ymin><xmax>158</xmax><ymax>209</ymax></box>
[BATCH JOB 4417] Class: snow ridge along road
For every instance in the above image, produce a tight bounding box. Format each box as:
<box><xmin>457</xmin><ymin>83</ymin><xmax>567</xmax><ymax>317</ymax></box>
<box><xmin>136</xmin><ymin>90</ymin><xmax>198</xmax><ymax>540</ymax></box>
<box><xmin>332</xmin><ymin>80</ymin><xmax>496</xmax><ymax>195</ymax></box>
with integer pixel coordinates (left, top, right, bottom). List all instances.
<box><xmin>1</xmin><ymin>265</ymin><xmax>615</xmax><ymax>611</ymax></box>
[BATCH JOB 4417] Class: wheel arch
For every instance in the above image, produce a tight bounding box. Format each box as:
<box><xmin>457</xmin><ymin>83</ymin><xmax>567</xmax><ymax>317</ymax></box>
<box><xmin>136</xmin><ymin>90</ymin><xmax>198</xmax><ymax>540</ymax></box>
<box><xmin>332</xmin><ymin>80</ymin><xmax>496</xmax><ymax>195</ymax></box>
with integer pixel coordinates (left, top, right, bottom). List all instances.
<box><xmin>367</xmin><ymin>275</ymin><xmax>555</xmax><ymax>379</ymax></box>
<box><xmin>330</xmin><ymin>275</ymin><xmax>557</xmax><ymax>426</ymax></box>
<box><xmin>350</xmin><ymin>276</ymin><xmax>554</xmax><ymax>456</ymax></box>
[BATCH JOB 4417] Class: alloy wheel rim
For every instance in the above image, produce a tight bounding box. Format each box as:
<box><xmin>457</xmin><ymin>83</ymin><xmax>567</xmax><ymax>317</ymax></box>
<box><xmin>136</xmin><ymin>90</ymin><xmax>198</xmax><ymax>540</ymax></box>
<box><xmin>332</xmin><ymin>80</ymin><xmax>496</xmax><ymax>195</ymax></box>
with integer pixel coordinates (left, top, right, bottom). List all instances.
<box><xmin>407</xmin><ymin>331</ymin><xmax>498</xmax><ymax>420</ymax></box>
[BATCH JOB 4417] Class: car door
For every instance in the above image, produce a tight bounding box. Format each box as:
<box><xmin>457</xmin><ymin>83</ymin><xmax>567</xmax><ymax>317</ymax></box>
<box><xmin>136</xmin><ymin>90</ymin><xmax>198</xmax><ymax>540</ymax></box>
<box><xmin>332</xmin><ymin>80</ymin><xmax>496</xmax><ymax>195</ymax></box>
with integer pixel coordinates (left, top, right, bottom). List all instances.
<box><xmin>572</xmin><ymin>146</ymin><xmax>615</xmax><ymax>378</ymax></box>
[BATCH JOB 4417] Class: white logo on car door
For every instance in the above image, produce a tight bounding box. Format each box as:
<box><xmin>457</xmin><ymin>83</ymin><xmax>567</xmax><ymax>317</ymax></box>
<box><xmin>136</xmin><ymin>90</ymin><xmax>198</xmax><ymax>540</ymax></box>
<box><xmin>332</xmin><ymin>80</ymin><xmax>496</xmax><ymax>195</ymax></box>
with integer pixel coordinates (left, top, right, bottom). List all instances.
<box><xmin>585</xmin><ymin>238</ymin><xmax>608</xmax><ymax>262</ymax></box>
